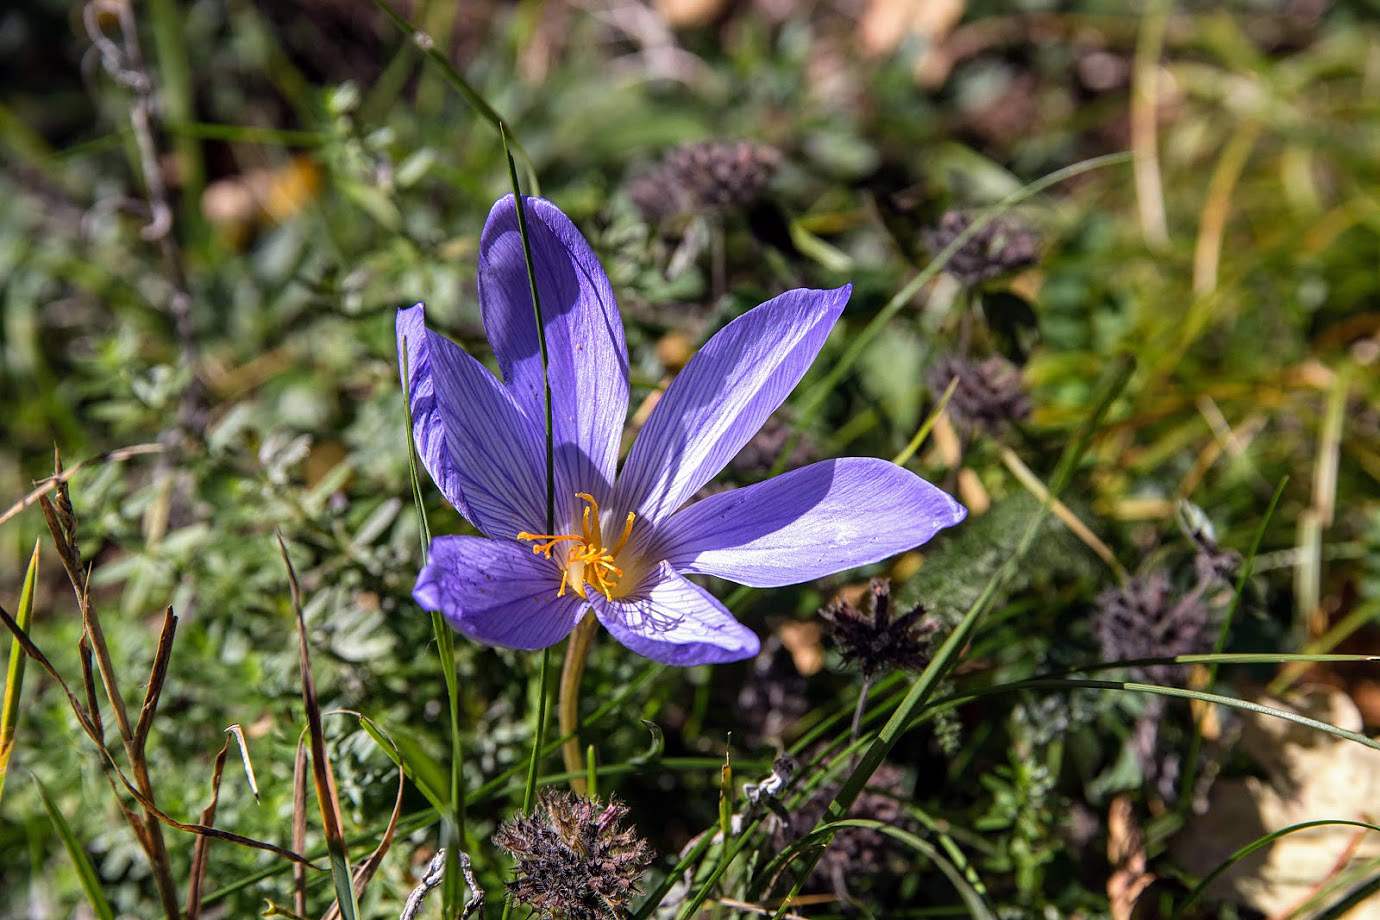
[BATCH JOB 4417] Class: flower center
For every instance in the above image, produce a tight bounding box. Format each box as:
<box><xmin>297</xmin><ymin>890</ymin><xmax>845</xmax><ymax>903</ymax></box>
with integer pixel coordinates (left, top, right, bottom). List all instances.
<box><xmin>517</xmin><ymin>493</ymin><xmax>636</xmax><ymax>601</ymax></box>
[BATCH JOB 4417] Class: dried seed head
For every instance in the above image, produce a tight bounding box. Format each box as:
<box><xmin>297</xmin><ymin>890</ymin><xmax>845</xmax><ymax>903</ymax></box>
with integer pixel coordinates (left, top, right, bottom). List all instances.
<box><xmin>922</xmin><ymin>210</ymin><xmax>1038</xmax><ymax>286</ymax></box>
<box><xmin>625</xmin><ymin>140</ymin><xmax>781</xmax><ymax>223</ymax></box>
<box><xmin>1092</xmin><ymin>572</ymin><xmax>1213</xmax><ymax>683</ymax></box>
<box><xmin>772</xmin><ymin>761</ymin><xmax>915</xmax><ymax>892</ymax></box>
<box><xmin>493</xmin><ymin>790</ymin><xmax>653</xmax><ymax>920</ymax></box>
<box><xmin>51</xmin><ymin>448</ymin><xmax>78</xmax><ymax>540</ymax></box>
<box><xmin>820</xmin><ymin>579</ymin><xmax>937</xmax><ymax>681</ymax></box>
<box><xmin>926</xmin><ymin>354</ymin><xmax>1031</xmax><ymax>435</ymax></box>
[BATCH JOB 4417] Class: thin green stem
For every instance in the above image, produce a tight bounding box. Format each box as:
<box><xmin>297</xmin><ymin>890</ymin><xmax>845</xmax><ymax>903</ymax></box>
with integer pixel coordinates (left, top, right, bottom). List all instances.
<box><xmin>891</xmin><ymin>377</ymin><xmax>957</xmax><ymax>466</ymax></box>
<box><xmin>849</xmin><ymin>675</ymin><xmax>873</xmax><ymax>763</ymax></box>
<box><xmin>402</xmin><ymin>346</ymin><xmax>469</xmax><ymax>908</ymax></box>
<box><xmin>522</xmin><ymin>649</ymin><xmax>554</xmax><ymax>812</ymax></box>
<box><xmin>503</xmin><ymin>123</ymin><xmax>555</xmax><ymax>534</ymax></box>
<box><xmin>502</xmin><ymin>646</ymin><xmax>552</xmax><ymax>920</ymax></box>
<box><xmin>1177</xmin><ymin>475</ymin><xmax>1287</xmax><ymax>809</ymax></box>
<box><xmin>500</xmin><ymin>120</ymin><xmax>557</xmax><ymax>920</ymax></box>
<box><xmin>919</xmin><ymin>678</ymin><xmax>1380</xmax><ymax>755</ymax></box>
<box><xmin>371</xmin><ymin>0</ymin><xmax>540</xmax><ymax>193</ymax></box>
<box><xmin>586</xmin><ymin>744</ymin><xmax>598</xmax><ymax>798</ymax></box>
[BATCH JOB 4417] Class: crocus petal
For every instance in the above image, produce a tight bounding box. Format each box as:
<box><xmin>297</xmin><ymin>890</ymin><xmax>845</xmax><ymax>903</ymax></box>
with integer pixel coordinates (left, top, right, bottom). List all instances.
<box><xmin>615</xmin><ymin>286</ymin><xmax>850</xmax><ymax>524</ymax></box>
<box><xmin>657</xmin><ymin>458</ymin><xmax>967</xmax><ymax>587</ymax></box>
<box><xmin>401</xmin><ymin>307</ymin><xmax>549</xmax><ymax>539</ymax></box>
<box><xmin>589</xmin><ymin>563</ymin><xmax>760</xmax><ymax>665</ymax></box>
<box><xmin>479</xmin><ymin>195</ymin><xmax>629</xmax><ymax>509</ymax></box>
<box><xmin>397</xmin><ymin>303</ymin><xmax>469</xmax><ymax>520</ymax></box>
<box><xmin>415</xmin><ymin>536</ymin><xmax>586</xmax><ymax>650</ymax></box>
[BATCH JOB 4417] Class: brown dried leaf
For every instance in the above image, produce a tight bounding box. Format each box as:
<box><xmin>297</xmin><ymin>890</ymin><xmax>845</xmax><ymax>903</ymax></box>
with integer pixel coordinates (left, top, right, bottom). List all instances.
<box><xmin>1107</xmin><ymin>794</ymin><xmax>1154</xmax><ymax>920</ymax></box>
<box><xmin>293</xmin><ymin>739</ymin><xmax>309</xmax><ymax>918</ymax></box>
<box><xmin>134</xmin><ymin>607</ymin><xmax>178</xmax><ymax>748</ymax></box>
<box><xmin>777</xmin><ymin>621</ymin><xmax>824</xmax><ymax>677</ymax></box>
<box><xmin>185</xmin><ymin>736</ymin><xmax>231</xmax><ymax>920</ymax></box>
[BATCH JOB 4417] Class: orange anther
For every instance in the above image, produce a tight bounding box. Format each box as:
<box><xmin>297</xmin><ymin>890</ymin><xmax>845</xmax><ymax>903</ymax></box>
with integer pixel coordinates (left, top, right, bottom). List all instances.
<box><xmin>517</xmin><ymin>493</ymin><xmax>636</xmax><ymax>602</ymax></box>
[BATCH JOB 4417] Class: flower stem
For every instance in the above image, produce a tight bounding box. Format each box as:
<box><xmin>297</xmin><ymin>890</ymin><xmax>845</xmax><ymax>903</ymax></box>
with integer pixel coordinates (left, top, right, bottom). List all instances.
<box><xmin>559</xmin><ymin>611</ymin><xmax>599</xmax><ymax>794</ymax></box>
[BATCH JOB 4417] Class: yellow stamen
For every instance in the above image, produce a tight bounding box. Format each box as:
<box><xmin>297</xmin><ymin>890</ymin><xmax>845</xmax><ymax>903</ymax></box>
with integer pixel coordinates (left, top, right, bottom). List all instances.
<box><xmin>516</xmin><ymin>493</ymin><xmax>637</xmax><ymax>601</ymax></box>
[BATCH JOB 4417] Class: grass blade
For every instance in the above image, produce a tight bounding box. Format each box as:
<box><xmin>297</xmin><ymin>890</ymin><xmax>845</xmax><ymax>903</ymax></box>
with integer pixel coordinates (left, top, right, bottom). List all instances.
<box><xmin>788</xmin><ymin>153</ymin><xmax>1132</xmax><ymax>435</ymax></box>
<box><xmin>788</xmin><ymin>819</ymin><xmax>997</xmax><ymax>920</ymax></box>
<box><xmin>278</xmin><ymin>534</ymin><xmax>358</xmax><ymax>920</ymax></box>
<box><xmin>358</xmin><ymin>716</ymin><xmax>450</xmax><ymax>814</ymax></box>
<box><xmin>1171</xmin><ymin>819</ymin><xmax>1380</xmax><ymax>918</ymax></box>
<box><xmin>33</xmin><ymin>773</ymin><xmax>116</xmax><ymax>920</ymax></box>
<box><xmin>922</xmin><ymin>678</ymin><xmax>1380</xmax><ymax>754</ymax></box>
<box><xmin>370</xmin><ymin>0</ymin><xmax>539</xmax><ymax>193</ymax></box>
<box><xmin>0</xmin><ymin>538</ymin><xmax>40</xmax><ymax>804</ymax></box>
<box><xmin>0</xmin><ymin>443</ymin><xmax>163</xmax><ymax>531</ymax></box>
<box><xmin>225</xmin><ymin>723</ymin><xmax>261</xmax><ymax>803</ymax></box>
<box><xmin>320</xmin><ymin>714</ymin><xmax>409</xmax><ymax>920</ymax></box>
<box><xmin>1176</xmin><ymin>475</ymin><xmax>1287</xmax><ymax>806</ymax></box>
<box><xmin>292</xmin><ymin>739</ymin><xmax>310</xmax><ymax>918</ymax></box>
<box><xmin>498</xmin><ymin>119</ymin><xmax>560</xmax><ymax>920</ymax></box>
<box><xmin>401</xmin><ymin>338</ymin><xmax>469</xmax><ymax>906</ymax></box>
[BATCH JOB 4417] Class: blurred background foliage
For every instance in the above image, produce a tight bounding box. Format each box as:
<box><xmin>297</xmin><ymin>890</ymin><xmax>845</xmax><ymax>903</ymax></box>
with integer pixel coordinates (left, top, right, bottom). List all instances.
<box><xmin>1</xmin><ymin>0</ymin><xmax>1379</xmax><ymax>917</ymax></box>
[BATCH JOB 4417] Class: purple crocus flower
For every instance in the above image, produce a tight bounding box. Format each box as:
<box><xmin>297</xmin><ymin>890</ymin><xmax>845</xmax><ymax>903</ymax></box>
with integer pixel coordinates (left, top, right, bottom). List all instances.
<box><xmin>398</xmin><ymin>195</ymin><xmax>966</xmax><ymax>666</ymax></box>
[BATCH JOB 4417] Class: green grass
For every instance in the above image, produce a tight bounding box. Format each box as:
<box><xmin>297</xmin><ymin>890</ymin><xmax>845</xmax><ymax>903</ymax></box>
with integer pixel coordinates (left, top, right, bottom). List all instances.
<box><xmin>2</xmin><ymin>2</ymin><xmax>1379</xmax><ymax>918</ymax></box>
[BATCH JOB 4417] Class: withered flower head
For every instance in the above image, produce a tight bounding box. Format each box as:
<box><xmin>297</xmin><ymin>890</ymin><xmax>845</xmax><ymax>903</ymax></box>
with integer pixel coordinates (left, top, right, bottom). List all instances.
<box><xmin>625</xmin><ymin>140</ymin><xmax>781</xmax><ymax>223</ymax></box>
<box><xmin>820</xmin><ymin>579</ymin><xmax>937</xmax><ymax>680</ymax></box>
<box><xmin>493</xmin><ymin>790</ymin><xmax>653</xmax><ymax>920</ymax></box>
<box><xmin>926</xmin><ymin>354</ymin><xmax>1031</xmax><ymax>435</ymax></box>
<box><xmin>922</xmin><ymin>210</ymin><xmax>1038</xmax><ymax>286</ymax></box>
<box><xmin>1092</xmin><ymin>572</ymin><xmax>1212</xmax><ymax>683</ymax></box>
<box><xmin>772</xmin><ymin>761</ymin><xmax>915</xmax><ymax>896</ymax></box>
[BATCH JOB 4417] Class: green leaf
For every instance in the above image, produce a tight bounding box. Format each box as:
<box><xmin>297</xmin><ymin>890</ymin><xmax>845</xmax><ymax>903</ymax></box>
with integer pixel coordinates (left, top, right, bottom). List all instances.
<box><xmin>33</xmin><ymin>773</ymin><xmax>115</xmax><ymax>920</ymax></box>
<box><xmin>0</xmin><ymin>539</ymin><xmax>39</xmax><ymax>804</ymax></box>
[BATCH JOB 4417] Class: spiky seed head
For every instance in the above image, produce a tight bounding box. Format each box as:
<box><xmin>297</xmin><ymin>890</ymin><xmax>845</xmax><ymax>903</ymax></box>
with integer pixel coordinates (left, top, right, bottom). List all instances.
<box><xmin>625</xmin><ymin>140</ymin><xmax>781</xmax><ymax>223</ymax></box>
<box><xmin>493</xmin><ymin>790</ymin><xmax>653</xmax><ymax>920</ymax></box>
<box><xmin>922</xmin><ymin>210</ymin><xmax>1038</xmax><ymax>286</ymax></box>
<box><xmin>820</xmin><ymin>579</ymin><xmax>937</xmax><ymax>681</ymax></box>
<box><xmin>926</xmin><ymin>354</ymin><xmax>1032</xmax><ymax>435</ymax></box>
<box><xmin>1092</xmin><ymin>572</ymin><xmax>1213</xmax><ymax>683</ymax></box>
